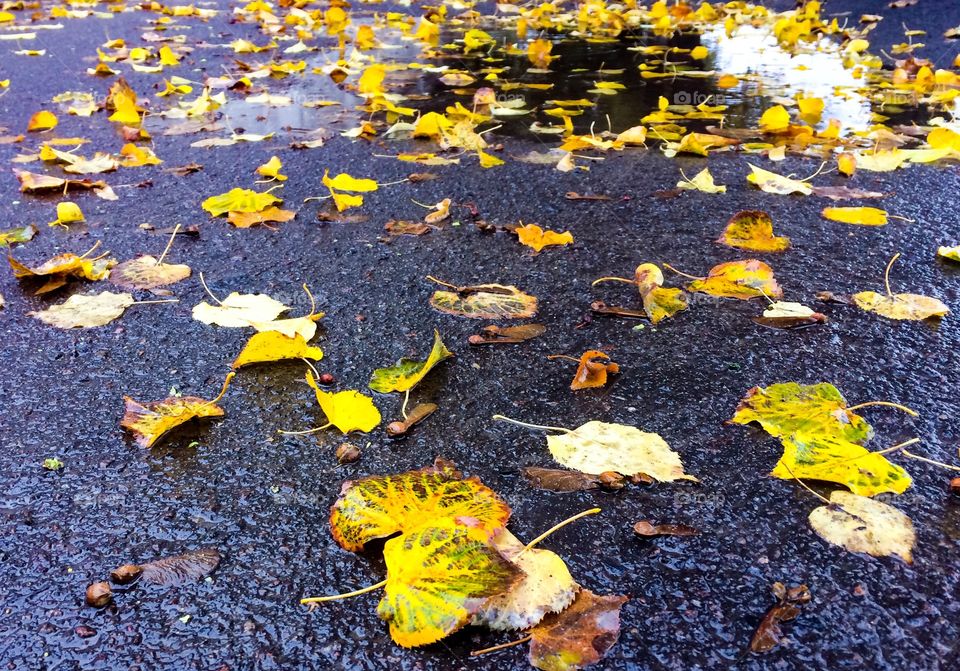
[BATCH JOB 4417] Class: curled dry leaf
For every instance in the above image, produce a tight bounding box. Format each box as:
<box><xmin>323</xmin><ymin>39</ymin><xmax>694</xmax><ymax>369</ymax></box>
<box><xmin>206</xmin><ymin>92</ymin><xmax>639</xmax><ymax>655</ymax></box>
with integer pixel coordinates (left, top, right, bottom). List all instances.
<box><xmin>746</xmin><ymin>164</ymin><xmax>812</xmax><ymax>195</ymax></box>
<box><xmin>718</xmin><ymin>211</ymin><xmax>790</xmax><ymax>252</ymax></box>
<box><xmin>14</xmin><ymin>169</ymin><xmax>106</xmax><ymax>193</ymax></box>
<box><xmin>528</xmin><ymin>589</ymin><xmax>628</xmax><ymax>671</ymax></box>
<box><xmin>634</xmin><ymin>263</ymin><xmax>688</xmax><ymax>323</ymax></box>
<box><xmin>384</xmin><ymin>220</ymin><xmax>430</xmax><ymax>237</ymax></box>
<box><xmin>547</xmin><ymin>421</ymin><xmax>698</xmax><ymax>482</ymax></box>
<box><xmin>424</xmin><ymin>198</ymin><xmax>452</xmax><ymax>224</ymax></box>
<box><xmin>0</xmin><ymin>224</ymin><xmax>37</xmax><ymax>248</ymax></box>
<box><xmin>590</xmin><ymin>301</ymin><xmax>647</xmax><ymax>319</ymax></box>
<box><xmin>808</xmin><ymin>490</ymin><xmax>915</xmax><ymax>562</ymax></box>
<box><xmin>329</xmin><ymin>461</ymin><xmax>510</xmax><ymax>552</ymax></box>
<box><xmin>429</xmin><ymin>281</ymin><xmax>538</xmax><ymax>320</ymax></box>
<box><xmin>29</xmin><ymin>291</ymin><xmax>135</xmax><ymax>328</ymax></box>
<box><xmin>523</xmin><ymin>467</ymin><xmax>600</xmax><ymax>492</ymax></box>
<box><xmin>231</xmin><ymin>331</ymin><xmax>323</xmax><ymax>368</ymax></box>
<box><xmin>677</xmin><ymin>167</ymin><xmax>726</xmax><ymax>193</ymax></box>
<box><xmin>750</xmin><ymin>582</ymin><xmax>811</xmax><ymax>653</ymax></box>
<box><xmin>687</xmin><ymin>260</ymin><xmax>784</xmax><ymax>300</ymax></box>
<box><xmin>516</xmin><ymin>223</ymin><xmax>574</xmax><ymax>253</ymax></box>
<box><xmin>369</xmin><ymin>330</ymin><xmax>453</xmax><ymax>393</ymax></box>
<box><xmin>305</xmin><ymin>370</ymin><xmax>381</xmax><ymax>434</ymax></box>
<box><xmin>10</xmin><ymin>250</ymin><xmax>114</xmax><ymax>294</ymax></box>
<box><xmin>377</xmin><ymin>520</ymin><xmax>521</xmax><ymax>648</ymax></box>
<box><xmin>469</xmin><ymin>323</ymin><xmax>546</xmax><ymax>345</ymax></box>
<box><xmin>569</xmin><ymin>350</ymin><xmax>619</xmax><ymax>390</ymax></box>
<box><xmin>937</xmin><ymin>245</ymin><xmax>960</xmax><ymax>262</ymax></box>
<box><xmin>110</xmin><ymin>256</ymin><xmax>191</xmax><ymax>290</ymax></box>
<box><xmin>227</xmin><ymin>207</ymin><xmax>296</xmax><ymax>228</ymax></box>
<box><xmin>472</xmin><ymin>528</ymin><xmax>579</xmax><ymax>631</ymax></box>
<box><xmin>632</xmin><ymin>520</ymin><xmax>698</xmax><ymax>537</ymax></box>
<box><xmin>135</xmin><ymin>548</ymin><xmax>221</xmax><ymax>586</ymax></box>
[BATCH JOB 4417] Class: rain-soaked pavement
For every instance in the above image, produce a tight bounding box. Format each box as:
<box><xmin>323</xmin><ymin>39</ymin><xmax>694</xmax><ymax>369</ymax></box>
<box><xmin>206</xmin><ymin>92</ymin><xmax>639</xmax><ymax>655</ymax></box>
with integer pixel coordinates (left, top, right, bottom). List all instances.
<box><xmin>1</xmin><ymin>1</ymin><xmax>959</xmax><ymax>669</ymax></box>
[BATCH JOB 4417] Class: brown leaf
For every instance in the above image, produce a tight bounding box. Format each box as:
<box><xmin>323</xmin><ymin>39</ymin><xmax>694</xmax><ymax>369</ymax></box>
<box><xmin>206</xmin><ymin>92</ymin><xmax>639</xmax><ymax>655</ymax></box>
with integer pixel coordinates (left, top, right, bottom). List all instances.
<box><xmin>385</xmin><ymin>220</ymin><xmax>430</xmax><ymax>236</ymax></box>
<box><xmin>408</xmin><ymin>172</ymin><xmax>439</xmax><ymax>182</ymax></box>
<box><xmin>164</xmin><ymin>162</ymin><xmax>203</xmax><ymax>176</ymax></box>
<box><xmin>469</xmin><ymin>323</ymin><xmax>546</xmax><ymax>345</ymax></box>
<box><xmin>528</xmin><ymin>589</ymin><xmax>628</xmax><ymax>671</ymax></box>
<box><xmin>590</xmin><ymin>300</ymin><xmax>647</xmax><ymax>319</ymax></box>
<box><xmin>750</xmin><ymin>582</ymin><xmax>811</xmax><ymax>653</ymax></box>
<box><xmin>565</xmin><ymin>192</ymin><xmax>611</xmax><ymax>201</ymax></box>
<box><xmin>137</xmin><ymin>548</ymin><xmax>221</xmax><ymax>586</ymax></box>
<box><xmin>523</xmin><ymin>466</ymin><xmax>600</xmax><ymax>492</ymax></box>
<box><xmin>812</xmin><ymin>186</ymin><xmax>885</xmax><ymax>201</ymax></box>
<box><xmin>632</xmin><ymin>520</ymin><xmax>698</xmax><ymax>537</ymax></box>
<box><xmin>386</xmin><ymin>403</ymin><xmax>438</xmax><ymax>438</ymax></box>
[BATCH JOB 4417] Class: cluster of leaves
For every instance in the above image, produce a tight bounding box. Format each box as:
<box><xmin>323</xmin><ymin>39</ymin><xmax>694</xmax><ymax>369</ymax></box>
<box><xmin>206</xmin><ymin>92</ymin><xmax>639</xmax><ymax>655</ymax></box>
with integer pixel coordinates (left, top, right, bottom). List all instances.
<box><xmin>316</xmin><ymin>459</ymin><xmax>627</xmax><ymax>669</ymax></box>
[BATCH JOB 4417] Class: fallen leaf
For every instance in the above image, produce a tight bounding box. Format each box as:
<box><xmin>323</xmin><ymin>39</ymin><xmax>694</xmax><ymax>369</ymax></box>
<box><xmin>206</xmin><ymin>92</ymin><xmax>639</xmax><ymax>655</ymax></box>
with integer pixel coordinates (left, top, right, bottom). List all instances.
<box><xmin>227</xmin><ymin>207</ymin><xmax>296</xmax><ymax>228</ymax></box>
<box><xmin>522</xmin><ymin>467</ymin><xmax>600</xmax><ymax>492</ymax></box>
<box><xmin>746</xmin><ymin>164</ymin><xmax>813</xmax><ymax>195</ymax></box>
<box><xmin>121</xmin><ymin>376</ymin><xmax>232</xmax><ymax>448</ymax></box>
<box><xmin>14</xmin><ymin>169</ymin><xmax>106</xmax><ymax>193</ymax></box>
<box><xmin>687</xmin><ymin>260</ymin><xmax>784</xmax><ymax>300</ymax></box>
<box><xmin>27</xmin><ymin>110</ymin><xmax>58</xmax><ymax>132</ymax></box>
<box><xmin>232</xmin><ymin>331</ymin><xmax>323</xmax><ymax>368</ymax></box>
<box><xmin>677</xmin><ymin>167</ymin><xmax>726</xmax><ymax>193</ymax></box>
<box><xmin>852</xmin><ymin>291</ymin><xmax>948</xmax><ymax>320</ymax></box>
<box><xmin>472</xmin><ymin>528</ymin><xmax>579</xmax><ymax>631</ymax></box>
<box><xmin>385</xmin><ymin>402</ymin><xmax>438</xmax><ymax>437</ymax></box>
<box><xmin>29</xmin><ymin>291</ymin><xmax>134</xmax><ymax>328</ymax></box>
<box><xmin>516</xmin><ymin>224</ymin><xmax>574</xmax><ymax>253</ymax></box>
<box><xmin>750</xmin><ymin>582</ymin><xmax>811</xmax><ymax>653</ymax></box>
<box><xmin>377</xmin><ymin>520</ymin><xmax>520</xmax><ymax>647</ymax></box>
<box><xmin>812</xmin><ymin>186</ymin><xmax>885</xmax><ymax>200</ymax></box>
<box><xmin>384</xmin><ymin>220</ymin><xmax>430</xmax><ymax>236</ymax></box>
<box><xmin>201</xmin><ymin>188</ymin><xmax>282</xmax><ymax>217</ymax></box>
<box><xmin>528</xmin><ymin>589</ymin><xmax>628</xmax><ymax>671</ymax></box>
<box><xmin>329</xmin><ymin>461</ymin><xmax>511</xmax><ymax>552</ymax></box>
<box><xmin>718</xmin><ymin>211</ymin><xmax>790</xmax><ymax>252</ymax></box>
<box><xmin>305</xmin><ymin>370</ymin><xmax>381</xmax><ymax>434</ymax></box>
<box><xmin>822</xmin><ymin>206</ymin><xmax>888</xmax><ymax>226</ymax></box>
<box><xmin>808</xmin><ymin>490</ymin><xmax>915</xmax><ymax>562</ymax></box>
<box><xmin>937</xmin><ymin>245</ymin><xmax>960</xmax><ymax>262</ymax></box>
<box><xmin>192</xmin><ymin>292</ymin><xmax>289</xmax><ymax>327</ymax></box>
<box><xmin>469</xmin><ymin>323</ymin><xmax>546</xmax><ymax>345</ymax></box>
<box><xmin>429</xmin><ymin>281</ymin><xmax>538</xmax><ymax>319</ymax></box>
<box><xmin>632</xmin><ymin>520</ymin><xmax>698</xmax><ymax>537</ymax></box>
<box><xmin>110</xmin><ymin>256</ymin><xmax>191</xmax><ymax>290</ymax></box>
<box><xmin>569</xmin><ymin>350</ymin><xmax>619</xmax><ymax>390</ymax></box>
<box><xmin>135</xmin><ymin>549</ymin><xmax>221</xmax><ymax>586</ymax></box>
<box><xmin>369</xmin><ymin>329</ymin><xmax>453</xmax><ymax>393</ymax></box>
<box><xmin>547</xmin><ymin>421</ymin><xmax>698</xmax><ymax>481</ymax></box>
<box><xmin>0</xmin><ymin>224</ymin><xmax>37</xmax><ymax>248</ymax></box>
<box><xmin>753</xmin><ymin>301</ymin><xmax>827</xmax><ymax>329</ymax></box>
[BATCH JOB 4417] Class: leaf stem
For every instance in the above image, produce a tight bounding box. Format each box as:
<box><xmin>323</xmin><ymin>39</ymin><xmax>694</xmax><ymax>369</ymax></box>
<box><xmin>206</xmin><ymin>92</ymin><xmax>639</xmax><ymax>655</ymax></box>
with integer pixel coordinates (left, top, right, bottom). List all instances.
<box><xmin>884</xmin><ymin>252</ymin><xmax>901</xmax><ymax>298</ymax></box>
<box><xmin>425</xmin><ymin>275</ymin><xmax>460</xmax><ymax>290</ymax></box>
<box><xmin>662</xmin><ymin>263</ymin><xmax>704</xmax><ymax>281</ymax></box>
<box><xmin>402</xmin><ymin>389</ymin><xmax>410</xmax><ymax>420</ymax></box>
<box><xmin>591</xmin><ymin>276</ymin><xmax>635</xmax><ymax>286</ymax></box>
<box><xmin>302</xmin><ymin>283</ymin><xmax>316</xmax><ymax>318</ymax></box>
<box><xmin>546</xmin><ymin>354</ymin><xmax>580</xmax><ymax>363</ymax></box>
<box><xmin>521</xmin><ymin>507</ymin><xmax>601</xmax><ymax>554</ymax></box>
<box><xmin>901</xmin><ymin>449</ymin><xmax>960</xmax><ymax>472</ymax></box>
<box><xmin>492</xmin><ymin>414</ymin><xmax>570</xmax><ymax>433</ymax></box>
<box><xmin>278</xmin><ymin>422</ymin><xmax>333</xmax><ymax>436</ymax></box>
<box><xmin>208</xmin><ymin>371</ymin><xmax>236</xmax><ymax>406</ymax></box>
<box><xmin>300</xmin><ymin>579</ymin><xmax>387</xmax><ymax>604</ymax></box>
<box><xmin>77</xmin><ymin>240</ymin><xmax>102</xmax><ymax>260</ymax></box>
<box><xmin>870</xmin><ymin>437</ymin><xmax>921</xmax><ymax>456</ymax></box>
<box><xmin>155</xmin><ymin>223</ymin><xmax>180</xmax><ymax>266</ymax></box>
<box><xmin>131</xmin><ymin>299</ymin><xmax>180</xmax><ymax>305</ymax></box>
<box><xmin>470</xmin><ymin>635</ymin><xmax>533</xmax><ymax>657</ymax></box>
<box><xmin>779</xmin><ymin>462</ymin><xmax>831</xmax><ymax>504</ymax></box>
<box><xmin>846</xmin><ymin>400</ymin><xmax>918</xmax><ymax>417</ymax></box>
<box><xmin>198</xmin><ymin>272</ymin><xmax>223</xmax><ymax>305</ymax></box>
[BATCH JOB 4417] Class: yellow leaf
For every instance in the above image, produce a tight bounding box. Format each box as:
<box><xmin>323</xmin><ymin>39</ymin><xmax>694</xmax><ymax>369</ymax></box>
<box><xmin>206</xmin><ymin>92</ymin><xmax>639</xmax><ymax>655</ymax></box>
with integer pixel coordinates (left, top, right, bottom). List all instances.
<box><xmin>232</xmin><ymin>331</ymin><xmax>322</xmax><ymax>368</ymax></box>
<box><xmin>413</xmin><ymin>111</ymin><xmax>453</xmax><ymax>139</ymax></box>
<box><xmin>633</xmin><ymin>263</ymin><xmax>688</xmax><ymax>324</ymax></box>
<box><xmin>718</xmin><ymin>210</ymin><xmax>790</xmax><ymax>252</ymax></box>
<box><xmin>687</xmin><ymin>259</ymin><xmax>784</xmax><ymax>300</ymax></box>
<box><xmin>120</xmin><ymin>375</ymin><xmax>233</xmax><ymax>448</ymax></box>
<box><xmin>690</xmin><ymin>45</ymin><xmax>709</xmax><ymax>59</ymax></box>
<box><xmin>429</xmin><ymin>281</ymin><xmax>537</xmax><ymax>319</ymax></box>
<box><xmin>158</xmin><ymin>45</ymin><xmax>179</xmax><ymax>66</ymax></box>
<box><xmin>463</xmin><ymin>29</ymin><xmax>495</xmax><ymax>51</ymax></box>
<box><xmin>853</xmin><ymin>291</ymin><xmax>949</xmax><ymax>320</ymax></box>
<box><xmin>477</xmin><ymin>149</ymin><xmax>504</xmax><ymax>168</ymax></box>
<box><xmin>937</xmin><ymin>245</ymin><xmax>960</xmax><ymax>262</ymax></box>
<box><xmin>677</xmin><ymin>167</ymin><xmax>725</xmax><ymax>193</ymax></box>
<box><xmin>322</xmin><ymin>170</ymin><xmax>378</xmax><ymax>192</ymax></box>
<box><xmin>331</xmin><ymin>191</ymin><xmax>363</xmax><ymax>212</ymax></box>
<box><xmin>377</xmin><ymin>520</ymin><xmax>520</xmax><ymax>647</ymax></box>
<box><xmin>255</xmin><ymin>155</ymin><xmax>287</xmax><ymax>181</ymax></box>
<box><xmin>546</xmin><ymin>421</ymin><xmax>698</xmax><ymax>481</ymax></box>
<box><xmin>202</xmin><ymin>188</ymin><xmax>281</xmax><ymax>217</ymax></box>
<box><xmin>358</xmin><ymin>64</ymin><xmax>386</xmax><ymax>96</ymax></box>
<box><xmin>527</xmin><ymin>38</ymin><xmax>554</xmax><ymax>68</ymax></box>
<box><xmin>27</xmin><ymin>110</ymin><xmax>57</xmax><ymax>132</ymax></box>
<box><xmin>51</xmin><ymin>201</ymin><xmax>84</xmax><ymax>227</ymax></box>
<box><xmin>808</xmin><ymin>491</ymin><xmax>915</xmax><ymax>562</ymax></box>
<box><xmin>516</xmin><ymin>223</ymin><xmax>574</xmax><ymax>253</ymax></box>
<box><xmin>746</xmin><ymin>164</ymin><xmax>813</xmax><ymax>195</ymax></box>
<box><xmin>369</xmin><ymin>329</ymin><xmax>453</xmax><ymax>393</ymax></box>
<box><xmin>759</xmin><ymin>105</ymin><xmax>791</xmax><ymax>133</ymax></box>
<box><xmin>109</xmin><ymin>256</ymin><xmax>191</xmax><ymax>290</ymax></box>
<box><xmin>472</xmin><ymin>528</ymin><xmax>578</xmax><ymax>631</ymax></box>
<box><xmin>227</xmin><ymin>207</ymin><xmax>295</xmax><ymax>228</ymax></box>
<box><xmin>328</xmin><ymin>461</ymin><xmax>511</xmax><ymax>552</ymax></box>
<box><xmin>797</xmin><ymin>95</ymin><xmax>824</xmax><ymax>120</ymax></box>
<box><xmin>29</xmin><ymin>291</ymin><xmax>134</xmax><ymax>328</ymax></box>
<box><xmin>837</xmin><ymin>152</ymin><xmax>856</xmax><ymax>177</ymax></box>
<box><xmin>305</xmin><ymin>370</ymin><xmax>380</xmax><ymax>434</ymax></box>
<box><xmin>822</xmin><ymin>206</ymin><xmax>888</xmax><ymax>226</ymax></box>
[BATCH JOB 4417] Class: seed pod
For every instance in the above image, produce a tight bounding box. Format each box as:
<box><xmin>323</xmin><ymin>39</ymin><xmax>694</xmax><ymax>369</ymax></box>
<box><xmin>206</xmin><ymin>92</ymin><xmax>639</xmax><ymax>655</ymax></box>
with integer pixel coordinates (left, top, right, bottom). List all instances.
<box><xmin>336</xmin><ymin>443</ymin><xmax>360</xmax><ymax>464</ymax></box>
<box><xmin>319</xmin><ymin>373</ymin><xmax>335</xmax><ymax>385</ymax></box>
<box><xmin>950</xmin><ymin>477</ymin><xmax>960</xmax><ymax>497</ymax></box>
<box><xmin>598</xmin><ymin>471</ymin><xmax>626</xmax><ymax>490</ymax></box>
<box><xmin>85</xmin><ymin>581</ymin><xmax>113</xmax><ymax>608</ymax></box>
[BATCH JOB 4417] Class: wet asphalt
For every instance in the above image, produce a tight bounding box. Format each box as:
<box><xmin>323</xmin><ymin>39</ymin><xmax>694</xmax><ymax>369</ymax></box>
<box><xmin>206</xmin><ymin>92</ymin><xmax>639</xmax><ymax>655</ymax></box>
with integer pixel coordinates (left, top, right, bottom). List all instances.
<box><xmin>1</xmin><ymin>1</ymin><xmax>960</xmax><ymax>670</ymax></box>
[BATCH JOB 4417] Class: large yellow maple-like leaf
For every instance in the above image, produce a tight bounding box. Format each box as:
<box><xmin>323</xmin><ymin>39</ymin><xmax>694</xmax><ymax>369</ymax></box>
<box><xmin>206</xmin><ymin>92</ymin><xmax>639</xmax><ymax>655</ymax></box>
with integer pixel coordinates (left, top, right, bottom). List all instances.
<box><xmin>328</xmin><ymin>462</ymin><xmax>511</xmax><ymax>552</ymax></box>
<box><xmin>377</xmin><ymin>520</ymin><xmax>520</xmax><ymax>648</ymax></box>
<box><xmin>687</xmin><ymin>260</ymin><xmax>784</xmax><ymax>300</ymax></box>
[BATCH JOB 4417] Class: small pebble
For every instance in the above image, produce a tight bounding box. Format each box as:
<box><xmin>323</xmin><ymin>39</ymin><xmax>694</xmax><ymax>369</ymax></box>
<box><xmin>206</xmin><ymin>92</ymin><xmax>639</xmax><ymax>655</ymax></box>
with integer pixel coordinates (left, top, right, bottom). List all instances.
<box><xmin>336</xmin><ymin>443</ymin><xmax>360</xmax><ymax>464</ymax></box>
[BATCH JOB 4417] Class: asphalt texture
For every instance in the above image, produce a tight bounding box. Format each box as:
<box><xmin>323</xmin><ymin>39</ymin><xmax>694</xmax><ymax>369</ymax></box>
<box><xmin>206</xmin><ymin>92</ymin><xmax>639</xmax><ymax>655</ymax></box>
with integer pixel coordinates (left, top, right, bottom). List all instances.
<box><xmin>1</xmin><ymin>1</ymin><xmax>960</xmax><ymax>670</ymax></box>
